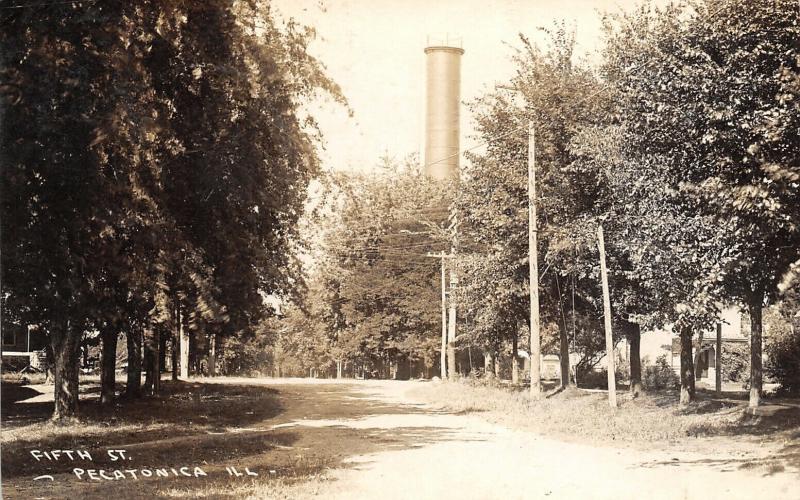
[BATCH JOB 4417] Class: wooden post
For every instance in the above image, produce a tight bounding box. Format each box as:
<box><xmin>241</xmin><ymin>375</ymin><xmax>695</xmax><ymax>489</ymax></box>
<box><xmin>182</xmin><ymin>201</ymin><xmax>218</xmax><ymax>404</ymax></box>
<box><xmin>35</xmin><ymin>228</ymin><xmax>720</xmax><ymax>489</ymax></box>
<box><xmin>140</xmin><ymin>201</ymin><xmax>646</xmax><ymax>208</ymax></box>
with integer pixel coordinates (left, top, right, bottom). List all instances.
<box><xmin>428</xmin><ymin>251</ymin><xmax>450</xmax><ymax>380</ymax></box>
<box><xmin>715</xmin><ymin>322</ymin><xmax>722</xmax><ymax>396</ymax></box>
<box><xmin>440</xmin><ymin>254</ymin><xmax>448</xmax><ymax>379</ymax></box>
<box><xmin>529</xmin><ymin>124</ymin><xmax>541</xmax><ymax>398</ymax></box>
<box><xmin>597</xmin><ymin>225</ymin><xmax>617</xmax><ymax>408</ymax></box>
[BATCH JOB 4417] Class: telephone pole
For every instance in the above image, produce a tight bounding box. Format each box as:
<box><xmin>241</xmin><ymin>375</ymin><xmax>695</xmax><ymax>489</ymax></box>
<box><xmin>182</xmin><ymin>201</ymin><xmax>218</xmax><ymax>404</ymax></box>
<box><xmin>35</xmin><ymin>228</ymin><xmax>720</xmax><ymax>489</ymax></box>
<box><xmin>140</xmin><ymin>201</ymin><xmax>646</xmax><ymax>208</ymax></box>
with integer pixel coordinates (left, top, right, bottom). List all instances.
<box><xmin>447</xmin><ymin>248</ymin><xmax>458</xmax><ymax>381</ymax></box>
<box><xmin>597</xmin><ymin>225</ymin><xmax>617</xmax><ymax>408</ymax></box>
<box><xmin>715</xmin><ymin>322</ymin><xmax>722</xmax><ymax>396</ymax></box>
<box><xmin>428</xmin><ymin>251</ymin><xmax>452</xmax><ymax>379</ymax></box>
<box><xmin>529</xmin><ymin>124</ymin><xmax>542</xmax><ymax>398</ymax></box>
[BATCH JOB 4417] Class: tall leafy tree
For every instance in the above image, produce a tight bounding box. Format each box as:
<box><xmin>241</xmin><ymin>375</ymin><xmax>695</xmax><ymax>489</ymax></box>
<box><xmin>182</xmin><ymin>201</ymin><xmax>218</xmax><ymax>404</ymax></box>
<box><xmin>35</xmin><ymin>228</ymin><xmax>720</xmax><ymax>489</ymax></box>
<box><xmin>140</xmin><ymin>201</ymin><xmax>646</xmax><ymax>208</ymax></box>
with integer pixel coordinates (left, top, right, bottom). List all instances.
<box><xmin>603</xmin><ymin>0</ymin><xmax>800</xmax><ymax>406</ymax></box>
<box><xmin>1</xmin><ymin>0</ymin><xmax>344</xmax><ymax>418</ymax></box>
<box><xmin>1</xmin><ymin>1</ymin><xmax>167</xmax><ymax>418</ymax></box>
<box><xmin>459</xmin><ymin>26</ymin><xmax>616</xmax><ymax>386</ymax></box>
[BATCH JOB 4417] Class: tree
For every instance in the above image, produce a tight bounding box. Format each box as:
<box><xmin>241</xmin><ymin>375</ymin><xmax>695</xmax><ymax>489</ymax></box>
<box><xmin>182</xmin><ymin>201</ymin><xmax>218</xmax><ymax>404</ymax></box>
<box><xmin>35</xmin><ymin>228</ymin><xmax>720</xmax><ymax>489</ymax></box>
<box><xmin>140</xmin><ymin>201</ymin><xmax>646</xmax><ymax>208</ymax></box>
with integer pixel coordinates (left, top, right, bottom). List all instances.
<box><xmin>458</xmin><ymin>25</ymin><xmax>617</xmax><ymax>388</ymax></box>
<box><xmin>1</xmin><ymin>0</ymin><xmax>344</xmax><ymax>418</ymax></box>
<box><xmin>281</xmin><ymin>157</ymin><xmax>453</xmax><ymax>379</ymax></box>
<box><xmin>1</xmin><ymin>1</ymin><xmax>167</xmax><ymax>418</ymax></box>
<box><xmin>603</xmin><ymin>0</ymin><xmax>800</xmax><ymax>406</ymax></box>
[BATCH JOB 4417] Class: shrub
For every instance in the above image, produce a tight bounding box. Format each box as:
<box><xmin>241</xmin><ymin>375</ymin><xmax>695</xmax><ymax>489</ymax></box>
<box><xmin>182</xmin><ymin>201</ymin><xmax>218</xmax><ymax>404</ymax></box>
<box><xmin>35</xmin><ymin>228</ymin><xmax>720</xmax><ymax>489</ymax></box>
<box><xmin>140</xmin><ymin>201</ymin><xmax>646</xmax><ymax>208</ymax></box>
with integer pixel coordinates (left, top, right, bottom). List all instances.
<box><xmin>578</xmin><ymin>369</ymin><xmax>605</xmax><ymax>389</ymax></box>
<box><xmin>577</xmin><ymin>362</ymin><xmax>630</xmax><ymax>389</ymax></box>
<box><xmin>721</xmin><ymin>342</ymin><xmax>750</xmax><ymax>383</ymax></box>
<box><xmin>642</xmin><ymin>354</ymin><xmax>679</xmax><ymax>390</ymax></box>
<box><xmin>766</xmin><ymin>328</ymin><xmax>800</xmax><ymax>394</ymax></box>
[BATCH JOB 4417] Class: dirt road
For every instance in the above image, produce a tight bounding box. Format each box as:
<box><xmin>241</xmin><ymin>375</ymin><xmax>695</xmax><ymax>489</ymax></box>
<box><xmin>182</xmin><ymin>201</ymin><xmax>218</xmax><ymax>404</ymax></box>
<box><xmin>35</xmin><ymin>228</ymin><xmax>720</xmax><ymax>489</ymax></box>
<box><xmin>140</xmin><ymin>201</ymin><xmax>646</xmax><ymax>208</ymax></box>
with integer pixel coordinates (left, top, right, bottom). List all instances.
<box><xmin>3</xmin><ymin>378</ymin><xmax>798</xmax><ymax>499</ymax></box>
<box><xmin>261</xmin><ymin>380</ymin><xmax>799</xmax><ymax>500</ymax></box>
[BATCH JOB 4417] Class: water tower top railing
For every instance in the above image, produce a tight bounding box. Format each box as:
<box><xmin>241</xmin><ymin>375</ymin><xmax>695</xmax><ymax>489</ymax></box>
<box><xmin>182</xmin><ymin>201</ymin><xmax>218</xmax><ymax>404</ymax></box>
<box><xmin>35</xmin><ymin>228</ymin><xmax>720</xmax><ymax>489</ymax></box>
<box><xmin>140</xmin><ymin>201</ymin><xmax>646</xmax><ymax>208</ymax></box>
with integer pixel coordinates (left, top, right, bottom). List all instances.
<box><xmin>425</xmin><ymin>34</ymin><xmax>463</xmax><ymax>49</ymax></box>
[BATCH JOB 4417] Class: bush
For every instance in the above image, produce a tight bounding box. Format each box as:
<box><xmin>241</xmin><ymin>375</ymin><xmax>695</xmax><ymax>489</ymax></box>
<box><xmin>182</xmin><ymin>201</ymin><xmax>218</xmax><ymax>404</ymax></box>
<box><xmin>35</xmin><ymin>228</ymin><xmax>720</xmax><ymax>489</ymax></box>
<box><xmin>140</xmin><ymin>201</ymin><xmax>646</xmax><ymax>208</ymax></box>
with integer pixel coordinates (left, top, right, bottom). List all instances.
<box><xmin>577</xmin><ymin>362</ymin><xmax>630</xmax><ymax>390</ymax></box>
<box><xmin>461</xmin><ymin>369</ymin><xmax>505</xmax><ymax>388</ymax></box>
<box><xmin>578</xmin><ymin>369</ymin><xmax>608</xmax><ymax>389</ymax></box>
<box><xmin>642</xmin><ymin>354</ymin><xmax>679</xmax><ymax>390</ymax></box>
<box><xmin>766</xmin><ymin>328</ymin><xmax>800</xmax><ymax>394</ymax></box>
<box><xmin>721</xmin><ymin>342</ymin><xmax>750</xmax><ymax>383</ymax></box>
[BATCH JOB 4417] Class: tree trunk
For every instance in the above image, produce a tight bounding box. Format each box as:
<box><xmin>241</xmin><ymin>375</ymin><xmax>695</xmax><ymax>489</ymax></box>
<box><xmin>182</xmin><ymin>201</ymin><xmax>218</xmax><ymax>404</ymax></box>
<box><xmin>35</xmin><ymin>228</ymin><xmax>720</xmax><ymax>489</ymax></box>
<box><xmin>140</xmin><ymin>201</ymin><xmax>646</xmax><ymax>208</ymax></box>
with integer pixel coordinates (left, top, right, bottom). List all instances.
<box><xmin>679</xmin><ymin>325</ymin><xmax>695</xmax><ymax>404</ymax></box>
<box><xmin>171</xmin><ymin>329</ymin><xmax>178</xmax><ymax>381</ymax></box>
<box><xmin>484</xmin><ymin>350</ymin><xmax>494</xmax><ymax>378</ymax></box>
<box><xmin>190</xmin><ymin>330</ymin><xmax>201</xmax><ymax>375</ymax></box>
<box><xmin>336</xmin><ymin>359</ymin><xmax>343</xmax><ymax>379</ymax></box>
<box><xmin>51</xmin><ymin>321</ymin><xmax>81</xmax><ymax>420</ymax></box>
<box><xmin>125</xmin><ymin>325</ymin><xmax>142</xmax><ymax>398</ymax></box>
<box><xmin>628</xmin><ymin>322</ymin><xmax>642</xmax><ymax>398</ymax></box>
<box><xmin>694</xmin><ymin>329</ymin><xmax>704</xmax><ymax>381</ymax></box>
<box><xmin>158</xmin><ymin>331</ymin><xmax>167</xmax><ymax>375</ymax></box>
<box><xmin>208</xmin><ymin>333</ymin><xmax>217</xmax><ymax>377</ymax></box>
<box><xmin>512</xmin><ymin>330</ymin><xmax>520</xmax><ymax>384</ymax></box>
<box><xmin>494</xmin><ymin>351</ymin><xmax>501</xmax><ymax>378</ymax></box>
<box><xmin>559</xmin><ymin>320</ymin><xmax>572</xmax><ymax>389</ymax></box>
<box><xmin>143</xmin><ymin>327</ymin><xmax>158</xmax><ymax>395</ymax></box>
<box><xmin>748</xmin><ymin>292</ymin><xmax>764</xmax><ymax>409</ymax></box>
<box><xmin>178</xmin><ymin>305</ymin><xmax>189</xmax><ymax>379</ymax></box>
<box><xmin>171</xmin><ymin>303</ymin><xmax>179</xmax><ymax>381</ymax></box>
<box><xmin>216</xmin><ymin>335</ymin><xmax>225</xmax><ymax>375</ymax></box>
<box><xmin>100</xmin><ymin>326</ymin><xmax>118</xmax><ymax>405</ymax></box>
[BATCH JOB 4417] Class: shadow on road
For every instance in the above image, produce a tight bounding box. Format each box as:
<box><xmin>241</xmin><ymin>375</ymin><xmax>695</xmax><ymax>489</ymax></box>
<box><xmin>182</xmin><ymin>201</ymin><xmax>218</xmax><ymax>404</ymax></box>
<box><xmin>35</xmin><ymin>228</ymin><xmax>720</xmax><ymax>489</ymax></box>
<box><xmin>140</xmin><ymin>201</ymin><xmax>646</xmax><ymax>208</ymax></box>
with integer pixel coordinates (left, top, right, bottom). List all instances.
<box><xmin>1</xmin><ymin>379</ymin><xmax>485</xmax><ymax>500</ymax></box>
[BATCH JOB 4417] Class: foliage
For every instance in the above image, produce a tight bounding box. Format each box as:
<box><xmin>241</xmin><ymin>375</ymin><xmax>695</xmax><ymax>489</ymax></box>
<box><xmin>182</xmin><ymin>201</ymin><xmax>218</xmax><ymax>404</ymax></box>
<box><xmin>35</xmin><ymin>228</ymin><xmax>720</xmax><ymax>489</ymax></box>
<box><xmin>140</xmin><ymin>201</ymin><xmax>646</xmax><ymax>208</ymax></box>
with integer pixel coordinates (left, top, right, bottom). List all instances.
<box><xmin>721</xmin><ymin>343</ymin><xmax>750</xmax><ymax>384</ymax></box>
<box><xmin>765</xmin><ymin>289</ymin><xmax>800</xmax><ymax>393</ymax></box>
<box><xmin>458</xmin><ymin>24</ymin><xmax>618</xmax><ymax>370</ymax></box>
<box><xmin>766</xmin><ymin>331</ymin><xmax>800</xmax><ymax>394</ymax></box>
<box><xmin>271</xmin><ymin>157</ymin><xmax>453</xmax><ymax>377</ymax></box>
<box><xmin>643</xmin><ymin>355</ymin><xmax>679</xmax><ymax>390</ymax></box>
<box><xmin>600</xmin><ymin>0</ymin><xmax>800</xmax><ymax>404</ymax></box>
<box><xmin>219</xmin><ymin>317</ymin><xmax>280</xmax><ymax>376</ymax></box>
<box><xmin>0</xmin><ymin>0</ymin><xmax>343</xmax><ymax>416</ymax></box>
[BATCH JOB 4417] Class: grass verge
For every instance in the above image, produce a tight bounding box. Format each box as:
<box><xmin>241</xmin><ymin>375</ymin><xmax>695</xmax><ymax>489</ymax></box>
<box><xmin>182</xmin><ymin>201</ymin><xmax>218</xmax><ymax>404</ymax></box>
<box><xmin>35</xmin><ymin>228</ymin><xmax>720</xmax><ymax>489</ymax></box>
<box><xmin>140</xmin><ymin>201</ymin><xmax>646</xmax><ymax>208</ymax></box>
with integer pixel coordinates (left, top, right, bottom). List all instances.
<box><xmin>409</xmin><ymin>379</ymin><xmax>800</xmax><ymax>453</ymax></box>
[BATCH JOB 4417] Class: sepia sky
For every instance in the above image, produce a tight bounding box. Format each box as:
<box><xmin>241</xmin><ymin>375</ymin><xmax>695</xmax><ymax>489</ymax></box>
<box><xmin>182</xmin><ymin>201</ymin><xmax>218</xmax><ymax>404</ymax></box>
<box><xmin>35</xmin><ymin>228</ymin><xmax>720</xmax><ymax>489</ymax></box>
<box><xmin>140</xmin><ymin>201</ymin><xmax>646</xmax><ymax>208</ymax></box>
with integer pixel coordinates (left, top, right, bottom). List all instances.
<box><xmin>271</xmin><ymin>0</ymin><xmax>641</xmax><ymax>173</ymax></box>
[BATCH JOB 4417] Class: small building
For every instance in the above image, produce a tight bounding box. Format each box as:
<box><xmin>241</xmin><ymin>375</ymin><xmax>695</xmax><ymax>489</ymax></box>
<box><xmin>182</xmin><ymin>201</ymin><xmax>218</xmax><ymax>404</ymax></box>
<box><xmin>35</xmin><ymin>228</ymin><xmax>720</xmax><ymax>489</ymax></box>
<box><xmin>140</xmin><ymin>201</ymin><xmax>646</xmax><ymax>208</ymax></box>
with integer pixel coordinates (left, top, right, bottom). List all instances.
<box><xmin>519</xmin><ymin>351</ymin><xmax>562</xmax><ymax>381</ymax></box>
<box><xmin>541</xmin><ymin>354</ymin><xmax>561</xmax><ymax>380</ymax></box>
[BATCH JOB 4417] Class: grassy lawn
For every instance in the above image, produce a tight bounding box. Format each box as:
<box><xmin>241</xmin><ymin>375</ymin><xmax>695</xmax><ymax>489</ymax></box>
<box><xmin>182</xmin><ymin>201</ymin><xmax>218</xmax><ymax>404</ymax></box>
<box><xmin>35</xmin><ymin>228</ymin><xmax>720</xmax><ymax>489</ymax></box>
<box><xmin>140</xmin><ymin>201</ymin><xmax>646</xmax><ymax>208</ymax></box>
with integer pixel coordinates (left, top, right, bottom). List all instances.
<box><xmin>2</xmin><ymin>378</ymin><xmax>306</xmax><ymax>498</ymax></box>
<box><xmin>409</xmin><ymin>379</ymin><xmax>800</xmax><ymax>462</ymax></box>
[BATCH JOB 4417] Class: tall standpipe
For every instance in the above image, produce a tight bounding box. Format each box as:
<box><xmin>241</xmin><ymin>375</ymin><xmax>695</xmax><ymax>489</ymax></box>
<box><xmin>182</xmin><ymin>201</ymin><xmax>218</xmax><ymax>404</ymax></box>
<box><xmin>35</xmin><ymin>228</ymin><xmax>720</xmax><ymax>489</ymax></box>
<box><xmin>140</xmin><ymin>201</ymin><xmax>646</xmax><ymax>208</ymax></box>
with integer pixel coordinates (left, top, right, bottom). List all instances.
<box><xmin>424</xmin><ymin>38</ymin><xmax>463</xmax><ymax>379</ymax></box>
<box><xmin>424</xmin><ymin>39</ymin><xmax>464</xmax><ymax>181</ymax></box>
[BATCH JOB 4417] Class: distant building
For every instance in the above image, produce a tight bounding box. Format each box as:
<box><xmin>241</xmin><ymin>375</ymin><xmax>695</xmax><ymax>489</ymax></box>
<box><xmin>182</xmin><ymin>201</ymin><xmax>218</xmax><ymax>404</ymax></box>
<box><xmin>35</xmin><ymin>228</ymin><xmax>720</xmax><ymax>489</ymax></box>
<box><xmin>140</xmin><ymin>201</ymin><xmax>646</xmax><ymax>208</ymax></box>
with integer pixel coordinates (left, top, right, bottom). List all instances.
<box><xmin>628</xmin><ymin>306</ymin><xmax>754</xmax><ymax>383</ymax></box>
<box><xmin>1</xmin><ymin>324</ymin><xmax>47</xmax><ymax>370</ymax></box>
<box><xmin>518</xmin><ymin>351</ymin><xmax>562</xmax><ymax>381</ymax></box>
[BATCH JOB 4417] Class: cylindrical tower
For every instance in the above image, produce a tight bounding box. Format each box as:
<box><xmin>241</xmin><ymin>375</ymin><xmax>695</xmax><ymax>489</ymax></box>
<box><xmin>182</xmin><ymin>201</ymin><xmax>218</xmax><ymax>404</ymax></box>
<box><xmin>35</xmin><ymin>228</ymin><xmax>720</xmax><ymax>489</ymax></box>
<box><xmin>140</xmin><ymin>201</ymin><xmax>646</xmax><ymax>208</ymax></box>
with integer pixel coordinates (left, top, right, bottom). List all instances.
<box><xmin>424</xmin><ymin>38</ymin><xmax>464</xmax><ymax>181</ymax></box>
